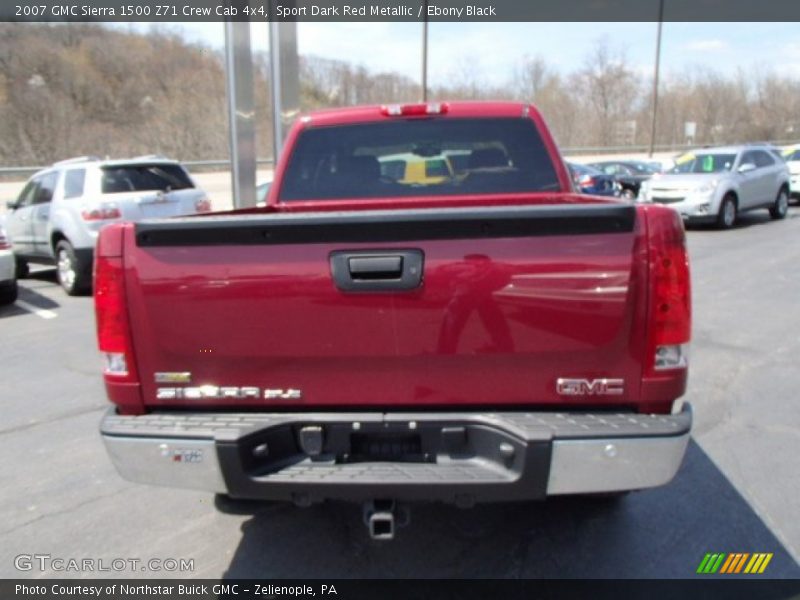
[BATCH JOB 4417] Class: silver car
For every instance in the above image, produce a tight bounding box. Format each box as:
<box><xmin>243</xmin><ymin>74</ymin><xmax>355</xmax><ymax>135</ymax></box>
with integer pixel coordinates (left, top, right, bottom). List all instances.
<box><xmin>781</xmin><ymin>145</ymin><xmax>800</xmax><ymax>200</ymax></box>
<box><xmin>5</xmin><ymin>156</ymin><xmax>211</xmax><ymax>295</ymax></box>
<box><xmin>0</xmin><ymin>219</ymin><xmax>17</xmax><ymax>305</ymax></box>
<box><xmin>638</xmin><ymin>145</ymin><xmax>791</xmax><ymax>229</ymax></box>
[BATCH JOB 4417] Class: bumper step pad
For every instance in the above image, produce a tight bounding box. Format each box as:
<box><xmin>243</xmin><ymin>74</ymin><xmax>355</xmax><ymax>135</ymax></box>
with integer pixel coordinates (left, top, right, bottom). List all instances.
<box><xmin>100</xmin><ymin>405</ymin><xmax>692</xmax><ymax>503</ymax></box>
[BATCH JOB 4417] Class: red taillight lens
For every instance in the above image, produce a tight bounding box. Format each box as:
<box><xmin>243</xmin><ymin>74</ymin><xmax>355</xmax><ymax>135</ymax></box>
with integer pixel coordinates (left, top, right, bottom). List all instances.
<box><xmin>94</xmin><ymin>253</ymin><xmax>137</xmax><ymax>382</ymax></box>
<box><xmin>82</xmin><ymin>204</ymin><xmax>121</xmax><ymax>221</ymax></box>
<box><xmin>646</xmin><ymin>206</ymin><xmax>691</xmax><ymax>372</ymax></box>
<box><xmin>653</xmin><ymin>247</ymin><xmax>691</xmax><ymax>344</ymax></box>
<box><xmin>0</xmin><ymin>230</ymin><xmax>10</xmax><ymax>250</ymax></box>
<box><xmin>381</xmin><ymin>102</ymin><xmax>449</xmax><ymax>116</ymax></box>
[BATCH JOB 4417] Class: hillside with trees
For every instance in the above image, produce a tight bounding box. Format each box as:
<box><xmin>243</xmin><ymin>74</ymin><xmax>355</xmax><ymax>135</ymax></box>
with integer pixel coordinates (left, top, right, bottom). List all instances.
<box><xmin>1</xmin><ymin>23</ymin><xmax>799</xmax><ymax>167</ymax></box>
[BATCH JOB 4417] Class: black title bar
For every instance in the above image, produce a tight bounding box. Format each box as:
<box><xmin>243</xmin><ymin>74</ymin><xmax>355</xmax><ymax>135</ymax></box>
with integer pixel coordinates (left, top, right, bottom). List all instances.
<box><xmin>5</xmin><ymin>0</ymin><xmax>800</xmax><ymax>22</ymax></box>
<box><xmin>4</xmin><ymin>579</ymin><xmax>800</xmax><ymax>600</ymax></box>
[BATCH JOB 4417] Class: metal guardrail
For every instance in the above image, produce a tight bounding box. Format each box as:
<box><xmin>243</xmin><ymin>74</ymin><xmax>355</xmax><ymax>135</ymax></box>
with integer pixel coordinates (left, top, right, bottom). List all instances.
<box><xmin>3</xmin><ymin>138</ymin><xmax>800</xmax><ymax>178</ymax></box>
<box><xmin>561</xmin><ymin>140</ymin><xmax>800</xmax><ymax>156</ymax></box>
<box><xmin>562</xmin><ymin>145</ymin><xmax>686</xmax><ymax>156</ymax></box>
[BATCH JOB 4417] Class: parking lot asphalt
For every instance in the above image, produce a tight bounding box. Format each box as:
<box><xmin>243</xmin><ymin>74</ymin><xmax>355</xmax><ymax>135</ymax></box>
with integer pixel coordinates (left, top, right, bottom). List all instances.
<box><xmin>1</xmin><ymin>207</ymin><xmax>799</xmax><ymax>579</ymax></box>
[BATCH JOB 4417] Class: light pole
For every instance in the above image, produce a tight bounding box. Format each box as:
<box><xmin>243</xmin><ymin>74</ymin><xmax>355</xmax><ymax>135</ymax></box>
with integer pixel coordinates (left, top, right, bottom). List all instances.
<box><xmin>224</xmin><ymin>20</ymin><xmax>256</xmax><ymax>209</ymax></box>
<box><xmin>269</xmin><ymin>19</ymin><xmax>283</xmax><ymax>161</ymax></box>
<box><xmin>421</xmin><ymin>0</ymin><xmax>428</xmax><ymax>101</ymax></box>
<box><xmin>648</xmin><ymin>0</ymin><xmax>665</xmax><ymax>158</ymax></box>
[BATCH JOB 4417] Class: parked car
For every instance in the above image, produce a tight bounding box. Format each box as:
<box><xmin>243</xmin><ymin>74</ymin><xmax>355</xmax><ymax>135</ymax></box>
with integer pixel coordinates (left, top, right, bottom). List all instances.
<box><xmin>781</xmin><ymin>145</ymin><xmax>800</xmax><ymax>202</ymax></box>
<box><xmin>97</xmin><ymin>102</ymin><xmax>692</xmax><ymax>540</ymax></box>
<box><xmin>256</xmin><ymin>181</ymin><xmax>272</xmax><ymax>207</ymax></box>
<box><xmin>588</xmin><ymin>160</ymin><xmax>659</xmax><ymax>200</ymax></box>
<box><xmin>646</xmin><ymin>160</ymin><xmax>668</xmax><ymax>172</ymax></box>
<box><xmin>0</xmin><ymin>220</ymin><xmax>17</xmax><ymax>305</ymax></box>
<box><xmin>639</xmin><ymin>145</ymin><xmax>791</xmax><ymax>229</ymax></box>
<box><xmin>5</xmin><ymin>156</ymin><xmax>212</xmax><ymax>295</ymax></box>
<box><xmin>566</xmin><ymin>162</ymin><xmax>620</xmax><ymax>197</ymax></box>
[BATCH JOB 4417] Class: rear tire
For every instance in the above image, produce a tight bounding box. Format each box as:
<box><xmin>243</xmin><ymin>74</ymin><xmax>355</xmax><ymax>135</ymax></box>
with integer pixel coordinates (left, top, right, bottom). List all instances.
<box><xmin>15</xmin><ymin>256</ymin><xmax>29</xmax><ymax>279</ymax></box>
<box><xmin>0</xmin><ymin>280</ymin><xmax>18</xmax><ymax>306</ymax></box>
<box><xmin>769</xmin><ymin>188</ymin><xmax>789</xmax><ymax>220</ymax></box>
<box><xmin>55</xmin><ymin>240</ymin><xmax>91</xmax><ymax>296</ymax></box>
<box><xmin>716</xmin><ymin>194</ymin><xmax>737</xmax><ymax>229</ymax></box>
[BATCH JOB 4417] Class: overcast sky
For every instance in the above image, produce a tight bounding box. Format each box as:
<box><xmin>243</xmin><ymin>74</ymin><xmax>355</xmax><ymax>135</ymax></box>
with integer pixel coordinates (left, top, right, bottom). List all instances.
<box><xmin>123</xmin><ymin>22</ymin><xmax>800</xmax><ymax>86</ymax></box>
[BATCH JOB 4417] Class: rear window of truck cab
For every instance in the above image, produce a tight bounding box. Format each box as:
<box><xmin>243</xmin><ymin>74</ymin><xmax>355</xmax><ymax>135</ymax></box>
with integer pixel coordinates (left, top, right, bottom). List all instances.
<box><xmin>278</xmin><ymin>118</ymin><xmax>560</xmax><ymax>201</ymax></box>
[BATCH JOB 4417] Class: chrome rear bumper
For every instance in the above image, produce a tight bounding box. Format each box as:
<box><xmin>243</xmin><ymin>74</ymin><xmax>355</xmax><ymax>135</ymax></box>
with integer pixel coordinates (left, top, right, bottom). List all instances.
<box><xmin>101</xmin><ymin>405</ymin><xmax>691</xmax><ymax>503</ymax></box>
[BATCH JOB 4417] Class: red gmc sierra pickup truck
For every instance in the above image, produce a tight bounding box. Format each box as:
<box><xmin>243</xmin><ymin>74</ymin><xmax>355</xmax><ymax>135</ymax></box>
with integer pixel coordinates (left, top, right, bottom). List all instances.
<box><xmin>96</xmin><ymin>101</ymin><xmax>691</xmax><ymax>539</ymax></box>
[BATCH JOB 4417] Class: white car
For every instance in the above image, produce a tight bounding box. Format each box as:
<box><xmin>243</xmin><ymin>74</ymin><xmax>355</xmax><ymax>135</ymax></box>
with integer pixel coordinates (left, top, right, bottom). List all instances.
<box><xmin>256</xmin><ymin>180</ymin><xmax>272</xmax><ymax>207</ymax></box>
<box><xmin>0</xmin><ymin>220</ymin><xmax>18</xmax><ymax>305</ymax></box>
<box><xmin>781</xmin><ymin>145</ymin><xmax>800</xmax><ymax>201</ymax></box>
<box><xmin>639</xmin><ymin>144</ymin><xmax>791</xmax><ymax>229</ymax></box>
<box><xmin>5</xmin><ymin>155</ymin><xmax>211</xmax><ymax>295</ymax></box>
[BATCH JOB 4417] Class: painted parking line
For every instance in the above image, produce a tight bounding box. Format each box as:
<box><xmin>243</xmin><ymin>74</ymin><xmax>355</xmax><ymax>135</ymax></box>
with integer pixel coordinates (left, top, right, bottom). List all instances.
<box><xmin>15</xmin><ymin>299</ymin><xmax>57</xmax><ymax>320</ymax></box>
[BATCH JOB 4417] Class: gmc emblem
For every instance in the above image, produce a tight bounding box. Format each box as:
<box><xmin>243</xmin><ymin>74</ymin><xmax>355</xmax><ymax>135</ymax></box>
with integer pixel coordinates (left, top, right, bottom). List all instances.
<box><xmin>556</xmin><ymin>378</ymin><xmax>625</xmax><ymax>396</ymax></box>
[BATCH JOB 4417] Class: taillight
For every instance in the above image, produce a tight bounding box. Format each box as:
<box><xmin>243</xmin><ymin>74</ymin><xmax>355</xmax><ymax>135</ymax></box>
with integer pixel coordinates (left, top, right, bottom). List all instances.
<box><xmin>381</xmin><ymin>102</ymin><xmax>448</xmax><ymax>116</ymax></box>
<box><xmin>646</xmin><ymin>206</ymin><xmax>691</xmax><ymax>373</ymax></box>
<box><xmin>578</xmin><ymin>174</ymin><xmax>595</xmax><ymax>188</ymax></box>
<box><xmin>94</xmin><ymin>236</ymin><xmax>137</xmax><ymax>383</ymax></box>
<box><xmin>0</xmin><ymin>228</ymin><xmax>11</xmax><ymax>250</ymax></box>
<box><xmin>194</xmin><ymin>197</ymin><xmax>212</xmax><ymax>213</ymax></box>
<box><xmin>82</xmin><ymin>203</ymin><xmax>121</xmax><ymax>221</ymax></box>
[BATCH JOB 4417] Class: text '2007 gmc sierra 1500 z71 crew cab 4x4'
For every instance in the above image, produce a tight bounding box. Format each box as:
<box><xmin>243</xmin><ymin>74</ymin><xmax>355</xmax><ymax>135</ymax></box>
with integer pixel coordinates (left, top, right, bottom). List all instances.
<box><xmin>96</xmin><ymin>101</ymin><xmax>692</xmax><ymax>539</ymax></box>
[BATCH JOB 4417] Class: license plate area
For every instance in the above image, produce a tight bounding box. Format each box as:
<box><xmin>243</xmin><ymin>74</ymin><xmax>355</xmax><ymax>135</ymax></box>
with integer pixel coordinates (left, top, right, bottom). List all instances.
<box><xmin>348</xmin><ymin>432</ymin><xmax>425</xmax><ymax>463</ymax></box>
<box><xmin>219</xmin><ymin>417</ymin><xmax>552</xmax><ymax>501</ymax></box>
<box><xmin>234</xmin><ymin>420</ymin><xmax>532</xmax><ymax>478</ymax></box>
<box><xmin>141</xmin><ymin>203</ymin><xmax>180</xmax><ymax>219</ymax></box>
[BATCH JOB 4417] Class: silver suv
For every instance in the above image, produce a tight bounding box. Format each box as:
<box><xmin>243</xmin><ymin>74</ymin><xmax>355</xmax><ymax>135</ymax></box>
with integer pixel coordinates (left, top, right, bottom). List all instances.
<box><xmin>0</xmin><ymin>219</ymin><xmax>16</xmax><ymax>305</ymax></box>
<box><xmin>5</xmin><ymin>156</ymin><xmax>211</xmax><ymax>295</ymax></box>
<box><xmin>638</xmin><ymin>145</ymin><xmax>791</xmax><ymax>229</ymax></box>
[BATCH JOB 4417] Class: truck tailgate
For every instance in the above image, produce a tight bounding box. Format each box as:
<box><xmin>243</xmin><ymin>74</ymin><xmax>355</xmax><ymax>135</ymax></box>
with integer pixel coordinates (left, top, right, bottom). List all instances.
<box><xmin>124</xmin><ymin>204</ymin><xmax>647</xmax><ymax>409</ymax></box>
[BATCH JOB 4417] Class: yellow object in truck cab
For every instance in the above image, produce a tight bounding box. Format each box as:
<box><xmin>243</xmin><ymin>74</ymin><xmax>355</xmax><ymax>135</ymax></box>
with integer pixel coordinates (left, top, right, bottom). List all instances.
<box><xmin>379</xmin><ymin>153</ymin><xmax>455</xmax><ymax>185</ymax></box>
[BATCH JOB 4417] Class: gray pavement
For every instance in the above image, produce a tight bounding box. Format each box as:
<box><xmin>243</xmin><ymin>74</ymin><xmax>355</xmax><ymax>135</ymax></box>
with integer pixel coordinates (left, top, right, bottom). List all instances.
<box><xmin>0</xmin><ymin>206</ymin><xmax>799</xmax><ymax>579</ymax></box>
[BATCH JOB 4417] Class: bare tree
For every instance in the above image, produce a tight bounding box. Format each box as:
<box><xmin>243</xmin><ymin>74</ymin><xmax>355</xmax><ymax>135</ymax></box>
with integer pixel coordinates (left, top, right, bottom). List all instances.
<box><xmin>574</xmin><ymin>39</ymin><xmax>641</xmax><ymax>147</ymax></box>
<box><xmin>2</xmin><ymin>24</ymin><xmax>800</xmax><ymax>168</ymax></box>
<box><xmin>513</xmin><ymin>55</ymin><xmax>579</xmax><ymax>147</ymax></box>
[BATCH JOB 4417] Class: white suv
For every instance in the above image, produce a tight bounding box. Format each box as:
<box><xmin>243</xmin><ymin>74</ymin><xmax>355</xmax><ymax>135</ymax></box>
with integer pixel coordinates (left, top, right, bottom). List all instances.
<box><xmin>639</xmin><ymin>145</ymin><xmax>791</xmax><ymax>229</ymax></box>
<box><xmin>0</xmin><ymin>219</ymin><xmax>17</xmax><ymax>305</ymax></box>
<box><xmin>781</xmin><ymin>145</ymin><xmax>800</xmax><ymax>201</ymax></box>
<box><xmin>5</xmin><ymin>156</ymin><xmax>211</xmax><ymax>295</ymax></box>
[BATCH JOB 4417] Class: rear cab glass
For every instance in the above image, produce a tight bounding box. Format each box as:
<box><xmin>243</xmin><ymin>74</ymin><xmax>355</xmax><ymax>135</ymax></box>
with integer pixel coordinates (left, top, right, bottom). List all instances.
<box><xmin>101</xmin><ymin>163</ymin><xmax>194</xmax><ymax>194</ymax></box>
<box><xmin>425</xmin><ymin>158</ymin><xmax>451</xmax><ymax>178</ymax></box>
<box><xmin>278</xmin><ymin>118</ymin><xmax>560</xmax><ymax>201</ymax></box>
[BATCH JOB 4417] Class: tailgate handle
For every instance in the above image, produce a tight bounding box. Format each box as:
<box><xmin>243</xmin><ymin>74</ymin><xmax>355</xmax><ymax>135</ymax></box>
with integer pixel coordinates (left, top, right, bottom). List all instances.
<box><xmin>348</xmin><ymin>256</ymin><xmax>403</xmax><ymax>279</ymax></box>
<box><xmin>331</xmin><ymin>250</ymin><xmax>423</xmax><ymax>292</ymax></box>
